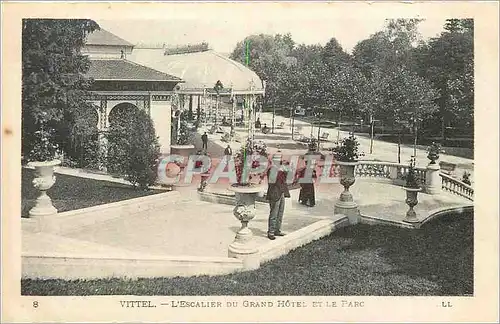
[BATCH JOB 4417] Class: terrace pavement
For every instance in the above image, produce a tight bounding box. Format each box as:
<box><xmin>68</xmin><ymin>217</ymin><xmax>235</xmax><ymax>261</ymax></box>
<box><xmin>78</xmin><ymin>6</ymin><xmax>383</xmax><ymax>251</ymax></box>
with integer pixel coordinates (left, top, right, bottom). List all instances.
<box><xmin>22</xmin><ymin>180</ymin><xmax>471</xmax><ymax>260</ymax></box>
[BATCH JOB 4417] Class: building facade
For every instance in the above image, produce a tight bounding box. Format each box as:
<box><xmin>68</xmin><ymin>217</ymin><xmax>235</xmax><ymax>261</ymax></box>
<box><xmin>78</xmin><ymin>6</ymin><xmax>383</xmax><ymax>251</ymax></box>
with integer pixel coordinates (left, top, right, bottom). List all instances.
<box><xmin>83</xmin><ymin>28</ymin><xmax>264</xmax><ymax>160</ymax></box>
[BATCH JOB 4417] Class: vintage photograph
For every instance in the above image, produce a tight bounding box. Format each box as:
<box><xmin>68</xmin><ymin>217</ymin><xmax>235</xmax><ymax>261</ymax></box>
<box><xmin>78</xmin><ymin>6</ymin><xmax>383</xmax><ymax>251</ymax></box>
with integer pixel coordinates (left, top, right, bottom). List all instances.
<box><xmin>2</xmin><ymin>1</ymin><xmax>498</xmax><ymax>323</ymax></box>
<box><xmin>20</xmin><ymin>15</ymin><xmax>475</xmax><ymax>296</ymax></box>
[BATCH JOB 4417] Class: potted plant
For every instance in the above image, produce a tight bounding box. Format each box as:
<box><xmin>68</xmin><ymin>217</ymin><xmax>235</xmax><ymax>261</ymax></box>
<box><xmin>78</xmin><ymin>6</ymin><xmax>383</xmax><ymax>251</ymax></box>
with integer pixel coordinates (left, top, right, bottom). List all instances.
<box><xmin>195</xmin><ymin>149</ymin><xmax>211</xmax><ymax>192</ymax></box>
<box><xmin>403</xmin><ymin>156</ymin><xmax>422</xmax><ymax>223</ymax></box>
<box><xmin>227</xmin><ymin>138</ymin><xmax>267</xmax><ymax>264</ymax></box>
<box><xmin>170</xmin><ymin>111</ymin><xmax>196</xmax><ymax>157</ymax></box>
<box><xmin>425</xmin><ymin>142</ymin><xmax>443</xmax><ymax>194</ymax></box>
<box><xmin>331</xmin><ymin>134</ymin><xmax>364</xmax><ymax>213</ymax></box>
<box><xmin>462</xmin><ymin>171</ymin><xmax>472</xmax><ymax>186</ymax></box>
<box><xmin>27</xmin><ymin>122</ymin><xmax>61</xmax><ymax>217</ymax></box>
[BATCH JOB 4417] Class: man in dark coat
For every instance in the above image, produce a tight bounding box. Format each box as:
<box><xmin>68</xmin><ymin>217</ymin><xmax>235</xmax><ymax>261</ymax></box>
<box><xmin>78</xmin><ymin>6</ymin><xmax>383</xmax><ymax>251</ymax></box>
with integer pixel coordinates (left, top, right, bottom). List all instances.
<box><xmin>201</xmin><ymin>132</ymin><xmax>208</xmax><ymax>150</ymax></box>
<box><xmin>266</xmin><ymin>156</ymin><xmax>291</xmax><ymax>240</ymax></box>
<box><xmin>224</xmin><ymin>145</ymin><xmax>232</xmax><ymax>156</ymax></box>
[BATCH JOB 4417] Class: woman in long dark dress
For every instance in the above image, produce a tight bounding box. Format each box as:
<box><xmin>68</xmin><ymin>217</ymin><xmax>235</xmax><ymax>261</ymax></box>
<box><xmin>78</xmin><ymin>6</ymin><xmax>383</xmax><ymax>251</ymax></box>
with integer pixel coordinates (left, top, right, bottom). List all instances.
<box><xmin>297</xmin><ymin>160</ymin><xmax>317</xmax><ymax>207</ymax></box>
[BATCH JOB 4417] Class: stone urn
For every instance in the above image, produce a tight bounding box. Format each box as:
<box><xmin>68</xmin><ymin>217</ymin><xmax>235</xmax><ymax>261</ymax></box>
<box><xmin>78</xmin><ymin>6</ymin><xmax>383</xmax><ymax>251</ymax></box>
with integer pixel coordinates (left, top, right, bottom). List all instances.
<box><xmin>28</xmin><ymin>159</ymin><xmax>61</xmax><ymax>217</ymax></box>
<box><xmin>198</xmin><ymin>173</ymin><xmax>210</xmax><ymax>192</ymax></box>
<box><xmin>156</xmin><ymin>158</ymin><xmax>182</xmax><ymax>186</ymax></box>
<box><xmin>403</xmin><ymin>187</ymin><xmax>421</xmax><ymax>223</ymax></box>
<box><xmin>227</xmin><ymin>183</ymin><xmax>265</xmax><ymax>270</ymax></box>
<box><xmin>334</xmin><ymin>161</ymin><xmax>360</xmax><ymax>224</ymax></box>
<box><xmin>427</xmin><ymin>143</ymin><xmax>441</xmax><ymax>165</ymax></box>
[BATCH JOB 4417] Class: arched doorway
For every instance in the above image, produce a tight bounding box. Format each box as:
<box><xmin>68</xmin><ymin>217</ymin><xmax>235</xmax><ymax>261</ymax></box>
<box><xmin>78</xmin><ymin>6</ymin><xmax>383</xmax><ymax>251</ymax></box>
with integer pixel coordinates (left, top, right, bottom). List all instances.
<box><xmin>108</xmin><ymin>102</ymin><xmax>140</xmax><ymax>127</ymax></box>
<box><xmin>106</xmin><ymin>102</ymin><xmax>140</xmax><ymax>174</ymax></box>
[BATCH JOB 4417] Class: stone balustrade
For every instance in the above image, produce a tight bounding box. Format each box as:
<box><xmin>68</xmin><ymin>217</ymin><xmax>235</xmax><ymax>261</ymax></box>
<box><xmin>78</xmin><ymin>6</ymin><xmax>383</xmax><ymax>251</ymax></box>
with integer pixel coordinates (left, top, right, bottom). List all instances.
<box><xmin>349</xmin><ymin>161</ymin><xmax>427</xmax><ymax>186</ymax></box>
<box><xmin>440</xmin><ymin>173</ymin><xmax>474</xmax><ymax>201</ymax></box>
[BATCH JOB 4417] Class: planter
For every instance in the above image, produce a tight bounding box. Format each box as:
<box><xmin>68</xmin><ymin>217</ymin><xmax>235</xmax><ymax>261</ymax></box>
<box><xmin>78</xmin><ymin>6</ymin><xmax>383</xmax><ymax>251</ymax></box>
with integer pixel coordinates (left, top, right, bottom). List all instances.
<box><xmin>226</xmin><ymin>183</ymin><xmax>265</xmax><ymax>270</ymax></box>
<box><xmin>403</xmin><ymin>187</ymin><xmax>421</xmax><ymax>223</ymax></box>
<box><xmin>427</xmin><ymin>154</ymin><xmax>439</xmax><ymax>165</ymax></box>
<box><xmin>156</xmin><ymin>159</ymin><xmax>182</xmax><ymax>186</ymax></box>
<box><xmin>334</xmin><ymin>161</ymin><xmax>360</xmax><ymax>224</ymax></box>
<box><xmin>337</xmin><ymin>161</ymin><xmax>358</xmax><ymax>204</ymax></box>
<box><xmin>170</xmin><ymin>144</ymin><xmax>196</xmax><ymax>157</ymax></box>
<box><xmin>427</xmin><ymin>143</ymin><xmax>441</xmax><ymax>165</ymax></box>
<box><xmin>28</xmin><ymin>159</ymin><xmax>61</xmax><ymax>217</ymax></box>
<box><xmin>198</xmin><ymin>173</ymin><xmax>210</xmax><ymax>192</ymax></box>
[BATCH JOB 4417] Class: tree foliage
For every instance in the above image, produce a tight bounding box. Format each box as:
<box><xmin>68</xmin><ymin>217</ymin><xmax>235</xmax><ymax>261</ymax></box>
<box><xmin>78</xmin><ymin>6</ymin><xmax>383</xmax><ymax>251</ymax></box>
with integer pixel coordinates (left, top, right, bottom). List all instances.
<box><xmin>22</xmin><ymin>19</ymin><xmax>100</xmax><ymax>160</ymax></box>
<box><xmin>230</xmin><ymin>18</ymin><xmax>473</xmax><ymax>141</ymax></box>
<box><xmin>413</xmin><ymin>19</ymin><xmax>474</xmax><ymax>134</ymax></box>
<box><xmin>107</xmin><ymin>108</ymin><xmax>161</xmax><ymax>190</ymax></box>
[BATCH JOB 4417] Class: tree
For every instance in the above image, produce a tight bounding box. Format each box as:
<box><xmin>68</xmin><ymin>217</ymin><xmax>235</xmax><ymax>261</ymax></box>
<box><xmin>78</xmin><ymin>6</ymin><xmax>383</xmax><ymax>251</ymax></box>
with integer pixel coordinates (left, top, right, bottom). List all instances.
<box><xmin>322</xmin><ymin>38</ymin><xmax>352</xmax><ymax>70</ymax></box>
<box><xmin>107</xmin><ymin>108</ymin><xmax>161</xmax><ymax>190</ymax></box>
<box><xmin>22</xmin><ymin>19</ymin><xmax>100</xmax><ymax>160</ymax></box>
<box><xmin>413</xmin><ymin>19</ymin><xmax>474</xmax><ymax>138</ymax></box>
<box><xmin>368</xmin><ymin>66</ymin><xmax>439</xmax><ymax>161</ymax></box>
<box><xmin>353</xmin><ymin>18</ymin><xmax>423</xmax><ymax>76</ymax></box>
<box><xmin>230</xmin><ymin>34</ymin><xmax>296</xmax><ymax>107</ymax></box>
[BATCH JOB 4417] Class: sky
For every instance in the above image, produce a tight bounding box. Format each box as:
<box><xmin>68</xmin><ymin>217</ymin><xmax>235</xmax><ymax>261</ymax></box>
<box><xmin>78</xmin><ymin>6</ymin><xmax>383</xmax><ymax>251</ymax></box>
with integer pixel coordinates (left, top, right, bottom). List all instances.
<box><xmin>97</xmin><ymin>17</ymin><xmax>446</xmax><ymax>55</ymax></box>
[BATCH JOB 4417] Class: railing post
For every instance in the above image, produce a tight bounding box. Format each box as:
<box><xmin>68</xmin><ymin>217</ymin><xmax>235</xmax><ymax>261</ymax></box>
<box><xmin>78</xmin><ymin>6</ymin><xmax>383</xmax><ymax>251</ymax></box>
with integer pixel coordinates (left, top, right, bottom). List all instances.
<box><xmin>389</xmin><ymin>165</ymin><xmax>398</xmax><ymax>182</ymax></box>
<box><xmin>425</xmin><ymin>162</ymin><xmax>442</xmax><ymax>195</ymax></box>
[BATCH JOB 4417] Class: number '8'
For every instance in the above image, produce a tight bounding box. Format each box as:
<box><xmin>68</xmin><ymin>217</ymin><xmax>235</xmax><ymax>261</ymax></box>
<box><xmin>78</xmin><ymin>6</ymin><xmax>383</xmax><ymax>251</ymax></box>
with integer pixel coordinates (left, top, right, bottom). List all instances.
<box><xmin>33</xmin><ymin>301</ymin><xmax>38</xmax><ymax>308</ymax></box>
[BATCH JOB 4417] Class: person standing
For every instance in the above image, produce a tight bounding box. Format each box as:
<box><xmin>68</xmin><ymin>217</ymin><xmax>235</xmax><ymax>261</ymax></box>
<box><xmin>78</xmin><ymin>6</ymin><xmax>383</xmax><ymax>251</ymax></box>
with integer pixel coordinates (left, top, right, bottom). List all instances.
<box><xmin>297</xmin><ymin>159</ymin><xmax>317</xmax><ymax>207</ymax></box>
<box><xmin>201</xmin><ymin>132</ymin><xmax>208</xmax><ymax>150</ymax></box>
<box><xmin>222</xmin><ymin>144</ymin><xmax>232</xmax><ymax>171</ymax></box>
<box><xmin>266</xmin><ymin>155</ymin><xmax>291</xmax><ymax>240</ymax></box>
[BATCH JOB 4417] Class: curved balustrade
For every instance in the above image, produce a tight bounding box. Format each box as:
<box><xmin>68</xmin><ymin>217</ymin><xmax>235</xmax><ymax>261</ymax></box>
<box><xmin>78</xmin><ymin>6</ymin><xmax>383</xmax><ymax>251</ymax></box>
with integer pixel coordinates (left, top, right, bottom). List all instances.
<box><xmin>321</xmin><ymin>161</ymin><xmax>427</xmax><ymax>184</ymax></box>
<box><xmin>395</xmin><ymin>164</ymin><xmax>427</xmax><ymax>186</ymax></box>
<box><xmin>440</xmin><ymin>173</ymin><xmax>474</xmax><ymax>201</ymax></box>
<box><xmin>317</xmin><ymin>161</ymin><xmax>473</xmax><ymax>201</ymax></box>
<box><xmin>355</xmin><ymin>162</ymin><xmax>392</xmax><ymax>179</ymax></box>
<box><xmin>353</xmin><ymin>161</ymin><xmax>426</xmax><ymax>185</ymax></box>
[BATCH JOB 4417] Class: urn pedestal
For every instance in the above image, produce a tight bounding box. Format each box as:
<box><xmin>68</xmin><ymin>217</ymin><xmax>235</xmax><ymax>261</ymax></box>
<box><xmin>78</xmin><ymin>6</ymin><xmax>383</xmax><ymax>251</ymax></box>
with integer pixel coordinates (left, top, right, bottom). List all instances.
<box><xmin>334</xmin><ymin>161</ymin><xmax>360</xmax><ymax>224</ymax></box>
<box><xmin>404</xmin><ymin>187</ymin><xmax>421</xmax><ymax>223</ymax></box>
<box><xmin>170</xmin><ymin>144</ymin><xmax>196</xmax><ymax>157</ymax></box>
<box><xmin>198</xmin><ymin>173</ymin><xmax>210</xmax><ymax>192</ymax></box>
<box><xmin>227</xmin><ymin>184</ymin><xmax>264</xmax><ymax>270</ymax></box>
<box><xmin>425</xmin><ymin>163</ymin><xmax>441</xmax><ymax>195</ymax></box>
<box><xmin>28</xmin><ymin>159</ymin><xmax>61</xmax><ymax>217</ymax></box>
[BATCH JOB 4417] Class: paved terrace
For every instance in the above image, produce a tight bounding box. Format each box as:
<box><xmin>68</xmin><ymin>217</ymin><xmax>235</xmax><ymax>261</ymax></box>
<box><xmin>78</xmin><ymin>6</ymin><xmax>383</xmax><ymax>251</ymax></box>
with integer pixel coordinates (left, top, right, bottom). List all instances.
<box><xmin>22</xmin><ymin>180</ymin><xmax>471</xmax><ymax>261</ymax></box>
<box><xmin>22</xmin><ymin>118</ymin><xmax>474</xmax><ymax>278</ymax></box>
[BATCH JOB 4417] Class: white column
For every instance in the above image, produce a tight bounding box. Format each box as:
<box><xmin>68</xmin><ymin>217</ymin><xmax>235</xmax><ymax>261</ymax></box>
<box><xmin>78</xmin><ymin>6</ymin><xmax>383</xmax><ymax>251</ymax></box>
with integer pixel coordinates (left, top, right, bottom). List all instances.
<box><xmin>150</xmin><ymin>99</ymin><xmax>172</xmax><ymax>155</ymax></box>
<box><xmin>425</xmin><ymin>163</ymin><xmax>442</xmax><ymax>195</ymax></box>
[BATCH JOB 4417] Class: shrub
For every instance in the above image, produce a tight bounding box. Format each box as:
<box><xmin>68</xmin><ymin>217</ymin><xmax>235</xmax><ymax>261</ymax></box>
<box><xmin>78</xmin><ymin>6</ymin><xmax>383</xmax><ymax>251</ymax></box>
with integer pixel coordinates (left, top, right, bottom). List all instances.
<box><xmin>308</xmin><ymin>138</ymin><xmax>318</xmax><ymax>152</ymax></box>
<box><xmin>234</xmin><ymin>138</ymin><xmax>268</xmax><ymax>185</ymax></box>
<box><xmin>27</xmin><ymin>123</ymin><xmax>60</xmax><ymax>162</ymax></box>
<box><xmin>427</xmin><ymin>142</ymin><xmax>442</xmax><ymax>164</ymax></box>
<box><xmin>405</xmin><ymin>156</ymin><xmax>421</xmax><ymax>189</ymax></box>
<box><xmin>462</xmin><ymin>171</ymin><xmax>472</xmax><ymax>185</ymax></box>
<box><xmin>172</xmin><ymin>112</ymin><xmax>195</xmax><ymax>145</ymax></box>
<box><xmin>331</xmin><ymin>134</ymin><xmax>364</xmax><ymax>162</ymax></box>
<box><xmin>106</xmin><ymin>108</ymin><xmax>160</xmax><ymax>190</ymax></box>
<box><xmin>176</xmin><ymin>120</ymin><xmax>194</xmax><ymax>145</ymax></box>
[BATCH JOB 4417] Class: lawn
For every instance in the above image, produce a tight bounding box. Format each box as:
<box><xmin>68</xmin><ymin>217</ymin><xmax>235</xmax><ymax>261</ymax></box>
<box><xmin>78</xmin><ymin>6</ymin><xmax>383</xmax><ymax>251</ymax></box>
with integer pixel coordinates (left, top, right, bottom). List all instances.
<box><xmin>21</xmin><ymin>210</ymin><xmax>473</xmax><ymax>296</ymax></box>
<box><xmin>22</xmin><ymin>168</ymin><xmax>165</xmax><ymax>218</ymax></box>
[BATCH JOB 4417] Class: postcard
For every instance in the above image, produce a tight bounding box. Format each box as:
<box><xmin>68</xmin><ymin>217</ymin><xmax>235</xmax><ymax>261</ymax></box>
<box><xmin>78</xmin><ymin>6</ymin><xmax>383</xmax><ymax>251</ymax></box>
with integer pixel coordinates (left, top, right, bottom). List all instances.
<box><xmin>2</xmin><ymin>1</ymin><xmax>498</xmax><ymax>323</ymax></box>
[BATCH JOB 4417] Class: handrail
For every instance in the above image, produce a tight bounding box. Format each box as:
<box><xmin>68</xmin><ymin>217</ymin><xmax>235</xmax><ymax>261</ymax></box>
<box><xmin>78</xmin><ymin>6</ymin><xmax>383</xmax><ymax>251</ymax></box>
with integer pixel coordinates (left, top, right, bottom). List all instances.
<box><xmin>440</xmin><ymin>173</ymin><xmax>474</xmax><ymax>201</ymax></box>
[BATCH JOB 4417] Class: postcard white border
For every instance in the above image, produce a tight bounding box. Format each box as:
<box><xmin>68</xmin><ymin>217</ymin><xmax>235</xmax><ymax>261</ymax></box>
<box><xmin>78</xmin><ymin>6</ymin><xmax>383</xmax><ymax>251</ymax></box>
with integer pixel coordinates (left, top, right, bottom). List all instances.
<box><xmin>2</xmin><ymin>1</ymin><xmax>499</xmax><ymax>323</ymax></box>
